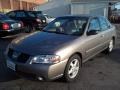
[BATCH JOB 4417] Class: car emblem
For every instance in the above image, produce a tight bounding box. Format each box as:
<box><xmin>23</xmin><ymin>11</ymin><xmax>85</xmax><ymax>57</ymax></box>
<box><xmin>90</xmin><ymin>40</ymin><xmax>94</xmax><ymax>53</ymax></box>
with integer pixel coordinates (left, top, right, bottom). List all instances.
<box><xmin>12</xmin><ymin>51</ymin><xmax>20</xmax><ymax>59</ymax></box>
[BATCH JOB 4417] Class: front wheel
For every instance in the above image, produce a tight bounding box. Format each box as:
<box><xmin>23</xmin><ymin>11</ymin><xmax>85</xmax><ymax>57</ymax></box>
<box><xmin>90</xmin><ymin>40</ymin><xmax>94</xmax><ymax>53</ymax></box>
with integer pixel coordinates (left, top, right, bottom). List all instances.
<box><xmin>63</xmin><ymin>54</ymin><xmax>81</xmax><ymax>82</ymax></box>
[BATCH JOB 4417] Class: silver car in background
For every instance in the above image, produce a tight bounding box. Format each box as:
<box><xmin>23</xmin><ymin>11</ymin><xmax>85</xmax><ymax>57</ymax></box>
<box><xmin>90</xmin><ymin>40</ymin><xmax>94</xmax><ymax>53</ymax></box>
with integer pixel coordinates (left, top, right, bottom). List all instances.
<box><xmin>5</xmin><ymin>15</ymin><xmax>116</xmax><ymax>82</ymax></box>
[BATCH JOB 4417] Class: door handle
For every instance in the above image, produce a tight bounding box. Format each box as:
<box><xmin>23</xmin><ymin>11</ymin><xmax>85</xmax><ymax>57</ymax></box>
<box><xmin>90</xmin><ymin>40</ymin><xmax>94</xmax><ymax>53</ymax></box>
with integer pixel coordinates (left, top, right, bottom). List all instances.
<box><xmin>101</xmin><ymin>35</ymin><xmax>104</xmax><ymax>37</ymax></box>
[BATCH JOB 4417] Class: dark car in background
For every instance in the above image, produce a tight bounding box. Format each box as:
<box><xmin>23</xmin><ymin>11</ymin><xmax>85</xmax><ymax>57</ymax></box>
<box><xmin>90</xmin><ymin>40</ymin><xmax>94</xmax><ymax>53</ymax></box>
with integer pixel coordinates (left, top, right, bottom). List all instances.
<box><xmin>6</xmin><ymin>10</ymin><xmax>46</xmax><ymax>32</ymax></box>
<box><xmin>28</xmin><ymin>11</ymin><xmax>47</xmax><ymax>28</ymax></box>
<box><xmin>0</xmin><ymin>13</ymin><xmax>23</xmax><ymax>37</ymax></box>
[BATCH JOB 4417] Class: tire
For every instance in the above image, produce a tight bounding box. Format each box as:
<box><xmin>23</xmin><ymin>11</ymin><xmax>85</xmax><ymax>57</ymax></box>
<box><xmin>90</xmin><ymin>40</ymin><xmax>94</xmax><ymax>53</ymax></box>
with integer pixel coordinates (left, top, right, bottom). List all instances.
<box><xmin>63</xmin><ymin>54</ymin><xmax>81</xmax><ymax>82</ymax></box>
<box><xmin>104</xmin><ymin>39</ymin><xmax>114</xmax><ymax>54</ymax></box>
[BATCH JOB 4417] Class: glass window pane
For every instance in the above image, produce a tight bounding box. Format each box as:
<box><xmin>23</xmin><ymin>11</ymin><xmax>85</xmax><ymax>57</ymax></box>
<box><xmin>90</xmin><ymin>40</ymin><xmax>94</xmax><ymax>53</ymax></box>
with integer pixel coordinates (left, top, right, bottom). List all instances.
<box><xmin>89</xmin><ymin>19</ymin><xmax>100</xmax><ymax>31</ymax></box>
<box><xmin>43</xmin><ymin>17</ymin><xmax>88</xmax><ymax>36</ymax></box>
<box><xmin>16</xmin><ymin>12</ymin><xmax>26</xmax><ymax>17</ymax></box>
<box><xmin>99</xmin><ymin>17</ymin><xmax>109</xmax><ymax>30</ymax></box>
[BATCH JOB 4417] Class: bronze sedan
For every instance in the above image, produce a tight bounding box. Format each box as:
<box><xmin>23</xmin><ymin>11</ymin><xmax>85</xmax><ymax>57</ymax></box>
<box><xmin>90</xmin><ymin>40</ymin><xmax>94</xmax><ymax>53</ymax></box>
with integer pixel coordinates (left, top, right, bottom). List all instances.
<box><xmin>5</xmin><ymin>15</ymin><xmax>116</xmax><ymax>82</ymax></box>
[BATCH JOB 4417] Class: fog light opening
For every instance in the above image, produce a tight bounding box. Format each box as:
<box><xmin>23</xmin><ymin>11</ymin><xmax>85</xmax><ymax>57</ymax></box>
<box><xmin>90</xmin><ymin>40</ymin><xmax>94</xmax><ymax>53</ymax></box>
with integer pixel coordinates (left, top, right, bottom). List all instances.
<box><xmin>38</xmin><ymin>77</ymin><xmax>43</xmax><ymax>81</ymax></box>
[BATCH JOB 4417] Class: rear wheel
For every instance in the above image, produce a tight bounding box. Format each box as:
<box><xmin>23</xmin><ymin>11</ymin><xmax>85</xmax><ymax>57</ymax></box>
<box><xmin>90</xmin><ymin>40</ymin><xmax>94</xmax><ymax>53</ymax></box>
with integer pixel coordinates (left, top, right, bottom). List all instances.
<box><xmin>63</xmin><ymin>54</ymin><xmax>81</xmax><ymax>82</ymax></box>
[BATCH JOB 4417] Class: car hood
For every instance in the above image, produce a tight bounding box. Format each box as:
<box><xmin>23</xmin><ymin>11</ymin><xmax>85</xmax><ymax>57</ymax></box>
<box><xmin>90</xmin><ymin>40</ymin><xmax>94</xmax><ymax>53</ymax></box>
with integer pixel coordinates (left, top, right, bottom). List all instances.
<box><xmin>10</xmin><ymin>32</ymin><xmax>78</xmax><ymax>55</ymax></box>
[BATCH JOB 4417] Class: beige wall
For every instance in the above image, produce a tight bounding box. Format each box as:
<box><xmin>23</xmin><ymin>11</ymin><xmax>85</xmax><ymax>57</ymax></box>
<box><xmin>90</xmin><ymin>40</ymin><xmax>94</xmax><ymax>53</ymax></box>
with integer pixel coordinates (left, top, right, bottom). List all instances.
<box><xmin>0</xmin><ymin>0</ymin><xmax>46</xmax><ymax>13</ymax></box>
<box><xmin>21</xmin><ymin>0</ymin><xmax>47</xmax><ymax>4</ymax></box>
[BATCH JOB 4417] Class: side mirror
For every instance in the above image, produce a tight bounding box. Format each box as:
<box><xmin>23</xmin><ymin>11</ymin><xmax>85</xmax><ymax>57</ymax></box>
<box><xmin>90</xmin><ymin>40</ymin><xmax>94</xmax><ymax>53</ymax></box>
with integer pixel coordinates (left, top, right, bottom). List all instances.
<box><xmin>87</xmin><ymin>30</ymin><xmax>99</xmax><ymax>35</ymax></box>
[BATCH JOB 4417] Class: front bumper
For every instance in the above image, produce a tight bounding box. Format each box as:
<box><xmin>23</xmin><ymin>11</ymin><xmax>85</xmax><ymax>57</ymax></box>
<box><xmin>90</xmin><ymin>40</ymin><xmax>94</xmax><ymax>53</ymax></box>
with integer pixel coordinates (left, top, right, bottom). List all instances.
<box><xmin>6</xmin><ymin>58</ymin><xmax>68</xmax><ymax>81</ymax></box>
<box><xmin>0</xmin><ymin>28</ymin><xmax>24</xmax><ymax>37</ymax></box>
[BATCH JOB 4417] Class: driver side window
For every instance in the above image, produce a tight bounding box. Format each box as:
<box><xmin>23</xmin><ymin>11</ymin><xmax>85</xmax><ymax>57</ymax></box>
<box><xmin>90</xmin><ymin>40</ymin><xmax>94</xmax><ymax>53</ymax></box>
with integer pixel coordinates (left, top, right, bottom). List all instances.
<box><xmin>88</xmin><ymin>18</ymin><xmax>101</xmax><ymax>32</ymax></box>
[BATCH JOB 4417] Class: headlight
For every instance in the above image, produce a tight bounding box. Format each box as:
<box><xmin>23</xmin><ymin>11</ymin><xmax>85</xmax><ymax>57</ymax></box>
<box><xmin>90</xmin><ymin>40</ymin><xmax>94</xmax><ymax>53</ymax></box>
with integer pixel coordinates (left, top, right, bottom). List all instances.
<box><xmin>30</xmin><ymin>55</ymin><xmax>61</xmax><ymax>64</ymax></box>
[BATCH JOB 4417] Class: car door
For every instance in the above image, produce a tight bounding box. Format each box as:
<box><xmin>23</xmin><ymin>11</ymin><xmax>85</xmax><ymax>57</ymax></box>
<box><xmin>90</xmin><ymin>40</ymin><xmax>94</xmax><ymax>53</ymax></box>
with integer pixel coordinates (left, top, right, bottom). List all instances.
<box><xmin>98</xmin><ymin>17</ymin><xmax>113</xmax><ymax>49</ymax></box>
<box><xmin>83</xmin><ymin>17</ymin><xmax>104</xmax><ymax>61</ymax></box>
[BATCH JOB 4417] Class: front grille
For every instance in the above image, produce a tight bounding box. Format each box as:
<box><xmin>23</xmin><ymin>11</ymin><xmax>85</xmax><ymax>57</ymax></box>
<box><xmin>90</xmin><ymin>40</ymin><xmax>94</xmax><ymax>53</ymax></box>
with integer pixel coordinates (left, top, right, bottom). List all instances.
<box><xmin>8</xmin><ymin>48</ymin><xmax>30</xmax><ymax>63</ymax></box>
<box><xmin>17</xmin><ymin>53</ymin><xmax>30</xmax><ymax>63</ymax></box>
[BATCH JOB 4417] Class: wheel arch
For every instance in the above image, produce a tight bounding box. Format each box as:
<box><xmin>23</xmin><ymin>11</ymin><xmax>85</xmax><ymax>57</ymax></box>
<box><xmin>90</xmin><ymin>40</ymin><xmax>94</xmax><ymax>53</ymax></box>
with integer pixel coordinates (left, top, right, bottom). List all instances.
<box><xmin>69</xmin><ymin>52</ymin><xmax>83</xmax><ymax>67</ymax></box>
<box><xmin>112</xmin><ymin>36</ymin><xmax>116</xmax><ymax>45</ymax></box>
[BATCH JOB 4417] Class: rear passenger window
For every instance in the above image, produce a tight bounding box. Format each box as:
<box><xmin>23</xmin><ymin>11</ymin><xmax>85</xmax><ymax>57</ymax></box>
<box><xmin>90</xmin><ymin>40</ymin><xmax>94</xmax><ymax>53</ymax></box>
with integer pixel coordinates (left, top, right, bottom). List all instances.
<box><xmin>16</xmin><ymin>12</ymin><xmax>26</xmax><ymax>17</ymax></box>
<box><xmin>99</xmin><ymin>17</ymin><xmax>110</xmax><ymax>31</ymax></box>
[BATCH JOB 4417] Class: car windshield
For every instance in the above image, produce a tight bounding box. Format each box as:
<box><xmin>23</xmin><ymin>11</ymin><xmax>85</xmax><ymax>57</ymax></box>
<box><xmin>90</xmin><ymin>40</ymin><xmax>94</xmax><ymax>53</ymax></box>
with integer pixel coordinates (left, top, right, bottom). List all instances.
<box><xmin>43</xmin><ymin>17</ymin><xmax>88</xmax><ymax>36</ymax></box>
<box><xmin>28</xmin><ymin>11</ymin><xmax>45</xmax><ymax>19</ymax></box>
<box><xmin>34</xmin><ymin>12</ymin><xmax>46</xmax><ymax>19</ymax></box>
<box><xmin>34</xmin><ymin>12</ymin><xmax>42</xmax><ymax>17</ymax></box>
<box><xmin>27</xmin><ymin>12</ymin><xmax>36</xmax><ymax>17</ymax></box>
<box><xmin>0</xmin><ymin>14</ymin><xmax>10</xmax><ymax>20</ymax></box>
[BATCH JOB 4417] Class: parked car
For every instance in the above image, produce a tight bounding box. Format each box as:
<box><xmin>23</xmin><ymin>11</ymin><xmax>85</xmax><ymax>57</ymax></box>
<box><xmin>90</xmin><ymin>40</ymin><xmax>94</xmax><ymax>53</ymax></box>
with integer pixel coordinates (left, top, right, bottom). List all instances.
<box><xmin>6</xmin><ymin>10</ymin><xmax>46</xmax><ymax>32</ymax></box>
<box><xmin>5</xmin><ymin>15</ymin><xmax>116</xmax><ymax>82</ymax></box>
<box><xmin>0</xmin><ymin>13</ymin><xmax>23</xmax><ymax>37</ymax></box>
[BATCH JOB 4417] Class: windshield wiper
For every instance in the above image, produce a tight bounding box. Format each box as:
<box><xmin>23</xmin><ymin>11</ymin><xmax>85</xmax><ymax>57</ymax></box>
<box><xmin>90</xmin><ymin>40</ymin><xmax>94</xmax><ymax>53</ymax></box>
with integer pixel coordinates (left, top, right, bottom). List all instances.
<box><xmin>42</xmin><ymin>30</ymin><xmax>71</xmax><ymax>35</ymax></box>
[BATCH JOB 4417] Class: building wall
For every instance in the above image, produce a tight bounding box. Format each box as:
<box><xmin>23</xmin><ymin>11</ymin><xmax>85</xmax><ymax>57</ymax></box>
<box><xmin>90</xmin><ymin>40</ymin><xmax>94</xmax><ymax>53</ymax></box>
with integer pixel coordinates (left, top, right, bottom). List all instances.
<box><xmin>36</xmin><ymin>0</ymin><xmax>109</xmax><ymax>17</ymax></box>
<box><xmin>13</xmin><ymin>0</ymin><xmax>20</xmax><ymax>10</ymax></box>
<box><xmin>36</xmin><ymin>0</ymin><xmax>70</xmax><ymax>11</ymax></box>
<box><xmin>71</xmin><ymin>3</ymin><xmax>108</xmax><ymax>17</ymax></box>
<box><xmin>0</xmin><ymin>0</ymin><xmax>45</xmax><ymax>13</ymax></box>
<box><xmin>71</xmin><ymin>0</ymin><xmax>119</xmax><ymax>2</ymax></box>
<box><xmin>42</xmin><ymin>4</ymin><xmax>71</xmax><ymax>17</ymax></box>
<box><xmin>36</xmin><ymin>0</ymin><xmax>71</xmax><ymax>16</ymax></box>
<box><xmin>0</xmin><ymin>0</ymin><xmax>11</xmax><ymax>12</ymax></box>
<box><xmin>21</xmin><ymin>0</ymin><xmax>47</xmax><ymax>4</ymax></box>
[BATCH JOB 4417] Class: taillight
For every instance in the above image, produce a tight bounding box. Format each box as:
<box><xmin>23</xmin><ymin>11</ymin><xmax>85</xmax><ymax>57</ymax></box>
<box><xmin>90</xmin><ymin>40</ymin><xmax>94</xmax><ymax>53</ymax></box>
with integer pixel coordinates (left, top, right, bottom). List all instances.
<box><xmin>2</xmin><ymin>23</ymin><xmax>10</xmax><ymax>30</ymax></box>
<box><xmin>36</xmin><ymin>18</ymin><xmax>41</xmax><ymax>23</ymax></box>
